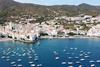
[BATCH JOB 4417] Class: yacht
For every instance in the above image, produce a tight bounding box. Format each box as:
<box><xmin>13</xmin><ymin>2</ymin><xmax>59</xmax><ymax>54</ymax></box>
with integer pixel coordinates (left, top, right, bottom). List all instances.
<box><xmin>61</xmin><ymin>62</ymin><xmax>66</xmax><ymax>65</ymax></box>
<box><xmin>96</xmin><ymin>60</ymin><xmax>100</xmax><ymax>63</ymax></box>
<box><xmin>91</xmin><ymin>64</ymin><xmax>95</xmax><ymax>67</ymax></box>
<box><xmin>89</xmin><ymin>60</ymin><xmax>95</xmax><ymax>63</ymax></box>
<box><xmin>29</xmin><ymin>61</ymin><xmax>34</xmax><ymax>64</ymax></box>
<box><xmin>37</xmin><ymin>64</ymin><xmax>43</xmax><ymax>67</ymax></box>
<box><xmin>30</xmin><ymin>64</ymin><xmax>36</xmax><ymax>67</ymax></box>
<box><xmin>55</xmin><ymin>56</ymin><xmax>59</xmax><ymax>60</ymax></box>
<box><xmin>68</xmin><ymin>62</ymin><xmax>73</xmax><ymax>65</ymax></box>
<box><xmin>17</xmin><ymin>64</ymin><xmax>23</xmax><ymax>67</ymax></box>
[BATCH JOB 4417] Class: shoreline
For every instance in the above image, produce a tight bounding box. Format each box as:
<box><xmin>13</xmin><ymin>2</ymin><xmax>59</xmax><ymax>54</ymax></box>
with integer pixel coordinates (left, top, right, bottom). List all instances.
<box><xmin>40</xmin><ymin>36</ymin><xmax>100</xmax><ymax>39</ymax></box>
<box><xmin>0</xmin><ymin>38</ymin><xmax>13</xmax><ymax>42</ymax></box>
<box><xmin>0</xmin><ymin>36</ymin><xmax>100</xmax><ymax>42</ymax></box>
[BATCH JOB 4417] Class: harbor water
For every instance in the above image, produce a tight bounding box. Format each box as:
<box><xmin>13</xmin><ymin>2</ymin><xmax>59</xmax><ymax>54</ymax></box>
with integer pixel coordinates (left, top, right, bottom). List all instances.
<box><xmin>0</xmin><ymin>38</ymin><xmax>100</xmax><ymax>67</ymax></box>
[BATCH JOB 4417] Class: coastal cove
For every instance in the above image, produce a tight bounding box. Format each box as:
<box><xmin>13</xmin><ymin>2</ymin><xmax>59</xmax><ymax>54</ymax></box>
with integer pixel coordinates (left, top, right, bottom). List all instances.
<box><xmin>0</xmin><ymin>0</ymin><xmax>100</xmax><ymax>67</ymax></box>
<box><xmin>0</xmin><ymin>38</ymin><xmax>100</xmax><ymax>67</ymax></box>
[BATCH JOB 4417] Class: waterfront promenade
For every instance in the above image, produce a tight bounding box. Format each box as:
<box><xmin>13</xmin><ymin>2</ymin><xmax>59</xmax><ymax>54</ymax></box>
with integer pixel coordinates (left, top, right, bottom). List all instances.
<box><xmin>40</xmin><ymin>36</ymin><xmax>100</xmax><ymax>39</ymax></box>
<box><xmin>0</xmin><ymin>38</ymin><xmax>13</xmax><ymax>42</ymax></box>
<box><xmin>0</xmin><ymin>35</ymin><xmax>100</xmax><ymax>42</ymax></box>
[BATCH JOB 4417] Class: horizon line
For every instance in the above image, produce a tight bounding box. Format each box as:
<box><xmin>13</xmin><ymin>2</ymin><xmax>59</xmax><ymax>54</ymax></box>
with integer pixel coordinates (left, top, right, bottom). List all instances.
<box><xmin>14</xmin><ymin>0</ymin><xmax>100</xmax><ymax>6</ymax></box>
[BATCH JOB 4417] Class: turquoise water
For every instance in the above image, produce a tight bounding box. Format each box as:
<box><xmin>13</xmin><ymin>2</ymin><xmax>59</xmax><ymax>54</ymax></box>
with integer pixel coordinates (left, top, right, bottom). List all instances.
<box><xmin>0</xmin><ymin>38</ymin><xmax>100</xmax><ymax>67</ymax></box>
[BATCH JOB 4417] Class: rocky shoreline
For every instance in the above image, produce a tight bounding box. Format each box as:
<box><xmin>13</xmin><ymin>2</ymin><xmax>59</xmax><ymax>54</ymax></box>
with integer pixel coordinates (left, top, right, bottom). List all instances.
<box><xmin>0</xmin><ymin>36</ymin><xmax>100</xmax><ymax>42</ymax></box>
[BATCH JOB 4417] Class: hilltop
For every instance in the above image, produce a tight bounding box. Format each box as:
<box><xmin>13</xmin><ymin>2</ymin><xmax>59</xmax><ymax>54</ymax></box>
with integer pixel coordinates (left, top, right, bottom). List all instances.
<box><xmin>0</xmin><ymin>0</ymin><xmax>100</xmax><ymax>18</ymax></box>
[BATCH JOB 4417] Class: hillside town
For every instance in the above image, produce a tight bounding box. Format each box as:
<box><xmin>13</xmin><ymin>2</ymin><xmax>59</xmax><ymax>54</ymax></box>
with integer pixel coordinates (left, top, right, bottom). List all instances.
<box><xmin>0</xmin><ymin>14</ymin><xmax>100</xmax><ymax>42</ymax></box>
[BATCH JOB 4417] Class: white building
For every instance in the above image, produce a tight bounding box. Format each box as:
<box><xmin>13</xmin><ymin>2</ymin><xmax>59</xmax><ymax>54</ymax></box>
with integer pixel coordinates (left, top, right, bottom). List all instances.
<box><xmin>87</xmin><ymin>24</ymin><xmax>100</xmax><ymax>36</ymax></box>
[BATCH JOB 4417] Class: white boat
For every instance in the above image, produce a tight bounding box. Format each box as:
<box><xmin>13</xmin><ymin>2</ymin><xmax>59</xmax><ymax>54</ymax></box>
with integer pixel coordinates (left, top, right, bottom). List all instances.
<box><xmin>6</xmin><ymin>59</ymin><xmax>10</xmax><ymax>61</ymax></box>
<box><xmin>84</xmin><ymin>55</ymin><xmax>89</xmax><ymax>58</ymax></box>
<box><xmin>68</xmin><ymin>57</ymin><xmax>72</xmax><ymax>59</ymax></box>
<box><xmin>55</xmin><ymin>56</ymin><xmax>59</xmax><ymax>60</ymax></box>
<box><xmin>91</xmin><ymin>64</ymin><xmax>95</xmax><ymax>67</ymax></box>
<box><xmin>76</xmin><ymin>61</ymin><xmax>80</xmax><ymax>64</ymax></box>
<box><xmin>17</xmin><ymin>59</ymin><xmax>22</xmax><ymax>62</ymax></box>
<box><xmin>68</xmin><ymin>66</ymin><xmax>73</xmax><ymax>67</ymax></box>
<box><xmin>34</xmin><ymin>56</ymin><xmax>39</xmax><ymax>61</ymax></box>
<box><xmin>30</xmin><ymin>64</ymin><xmax>36</xmax><ymax>67</ymax></box>
<box><xmin>37</xmin><ymin>64</ymin><xmax>43</xmax><ymax>67</ymax></box>
<box><xmin>75</xmin><ymin>57</ymin><xmax>79</xmax><ymax>59</ymax></box>
<box><xmin>61</xmin><ymin>62</ymin><xmax>66</xmax><ymax>65</ymax></box>
<box><xmin>74</xmin><ymin>48</ymin><xmax>78</xmax><ymax>50</ymax></box>
<box><xmin>68</xmin><ymin>62</ymin><xmax>73</xmax><ymax>65</ymax></box>
<box><xmin>1</xmin><ymin>56</ymin><xmax>6</xmax><ymax>59</ymax></box>
<box><xmin>96</xmin><ymin>60</ymin><xmax>100</xmax><ymax>63</ymax></box>
<box><xmin>80</xmin><ymin>58</ymin><xmax>85</xmax><ymax>61</ymax></box>
<box><xmin>78</xmin><ymin>65</ymin><xmax>82</xmax><ymax>67</ymax></box>
<box><xmin>29</xmin><ymin>61</ymin><xmax>34</xmax><ymax>64</ymax></box>
<box><xmin>17</xmin><ymin>64</ymin><xmax>23</xmax><ymax>67</ymax></box>
<box><xmin>11</xmin><ymin>62</ymin><xmax>16</xmax><ymax>64</ymax></box>
<box><xmin>12</xmin><ymin>64</ymin><xmax>17</xmax><ymax>67</ymax></box>
<box><xmin>63</xmin><ymin>49</ymin><xmax>66</xmax><ymax>52</ymax></box>
<box><xmin>28</xmin><ymin>56</ymin><xmax>32</xmax><ymax>59</ymax></box>
<box><xmin>53</xmin><ymin>51</ymin><xmax>58</xmax><ymax>55</ymax></box>
<box><xmin>70</xmin><ymin>48</ymin><xmax>74</xmax><ymax>50</ymax></box>
<box><xmin>89</xmin><ymin>60</ymin><xmax>95</xmax><ymax>63</ymax></box>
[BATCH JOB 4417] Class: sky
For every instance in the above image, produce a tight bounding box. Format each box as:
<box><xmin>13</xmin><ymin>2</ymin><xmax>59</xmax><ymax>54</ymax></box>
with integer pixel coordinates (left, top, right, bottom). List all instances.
<box><xmin>14</xmin><ymin>0</ymin><xmax>100</xmax><ymax>6</ymax></box>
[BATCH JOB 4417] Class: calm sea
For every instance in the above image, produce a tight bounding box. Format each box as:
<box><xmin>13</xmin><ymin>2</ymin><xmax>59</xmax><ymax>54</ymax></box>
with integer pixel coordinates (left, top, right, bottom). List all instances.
<box><xmin>0</xmin><ymin>38</ymin><xmax>100</xmax><ymax>67</ymax></box>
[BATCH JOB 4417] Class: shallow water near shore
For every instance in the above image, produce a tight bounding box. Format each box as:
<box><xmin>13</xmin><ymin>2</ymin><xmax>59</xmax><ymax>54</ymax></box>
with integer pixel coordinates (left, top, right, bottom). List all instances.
<box><xmin>0</xmin><ymin>38</ymin><xmax>100</xmax><ymax>67</ymax></box>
